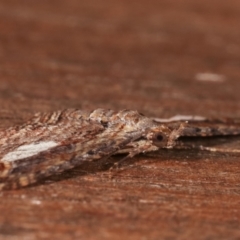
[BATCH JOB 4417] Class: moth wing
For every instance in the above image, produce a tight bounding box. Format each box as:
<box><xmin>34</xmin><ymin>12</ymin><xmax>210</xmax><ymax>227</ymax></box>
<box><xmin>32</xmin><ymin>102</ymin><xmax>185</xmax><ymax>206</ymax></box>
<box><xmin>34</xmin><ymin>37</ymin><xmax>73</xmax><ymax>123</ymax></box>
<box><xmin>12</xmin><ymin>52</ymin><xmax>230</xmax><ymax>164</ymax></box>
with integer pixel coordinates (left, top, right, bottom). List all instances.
<box><xmin>0</xmin><ymin>119</ymin><xmax>98</xmax><ymax>189</ymax></box>
<box><xmin>0</xmin><ymin>120</ymin><xmax>139</xmax><ymax>190</ymax></box>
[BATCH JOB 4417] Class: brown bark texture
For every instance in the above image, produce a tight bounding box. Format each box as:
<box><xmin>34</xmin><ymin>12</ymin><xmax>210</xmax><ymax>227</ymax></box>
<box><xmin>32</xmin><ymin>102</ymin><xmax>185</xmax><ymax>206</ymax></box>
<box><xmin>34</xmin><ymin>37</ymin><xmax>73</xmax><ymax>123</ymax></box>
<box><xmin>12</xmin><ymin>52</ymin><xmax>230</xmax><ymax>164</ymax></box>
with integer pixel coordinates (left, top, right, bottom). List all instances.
<box><xmin>0</xmin><ymin>0</ymin><xmax>239</xmax><ymax>239</ymax></box>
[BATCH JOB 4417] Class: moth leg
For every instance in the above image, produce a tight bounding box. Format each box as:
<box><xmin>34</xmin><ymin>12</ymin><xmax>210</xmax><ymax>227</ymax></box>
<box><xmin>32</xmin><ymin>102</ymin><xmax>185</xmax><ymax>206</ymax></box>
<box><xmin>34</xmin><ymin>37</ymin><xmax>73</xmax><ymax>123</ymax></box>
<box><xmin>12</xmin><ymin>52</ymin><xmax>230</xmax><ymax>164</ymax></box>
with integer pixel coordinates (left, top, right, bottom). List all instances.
<box><xmin>167</xmin><ymin>122</ymin><xmax>187</xmax><ymax>148</ymax></box>
<box><xmin>111</xmin><ymin>140</ymin><xmax>158</xmax><ymax>169</ymax></box>
<box><xmin>112</xmin><ymin>123</ymin><xmax>187</xmax><ymax>168</ymax></box>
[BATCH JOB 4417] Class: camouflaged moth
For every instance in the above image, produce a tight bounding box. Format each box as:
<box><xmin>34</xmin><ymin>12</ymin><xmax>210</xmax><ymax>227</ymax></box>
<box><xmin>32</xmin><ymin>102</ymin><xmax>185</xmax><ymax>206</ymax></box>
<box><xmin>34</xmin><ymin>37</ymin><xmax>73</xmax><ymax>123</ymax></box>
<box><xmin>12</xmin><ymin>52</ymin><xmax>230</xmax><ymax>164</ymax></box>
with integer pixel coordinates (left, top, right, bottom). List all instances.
<box><xmin>1</xmin><ymin>108</ymin><xmax>240</xmax><ymax>190</ymax></box>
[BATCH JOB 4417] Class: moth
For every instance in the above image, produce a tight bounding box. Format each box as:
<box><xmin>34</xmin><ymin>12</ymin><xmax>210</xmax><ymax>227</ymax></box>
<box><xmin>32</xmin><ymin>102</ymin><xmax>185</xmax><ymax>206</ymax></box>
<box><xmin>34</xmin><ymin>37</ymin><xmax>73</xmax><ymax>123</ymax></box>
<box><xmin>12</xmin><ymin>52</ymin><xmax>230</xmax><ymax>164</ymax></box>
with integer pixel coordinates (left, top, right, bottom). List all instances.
<box><xmin>1</xmin><ymin>108</ymin><xmax>240</xmax><ymax>190</ymax></box>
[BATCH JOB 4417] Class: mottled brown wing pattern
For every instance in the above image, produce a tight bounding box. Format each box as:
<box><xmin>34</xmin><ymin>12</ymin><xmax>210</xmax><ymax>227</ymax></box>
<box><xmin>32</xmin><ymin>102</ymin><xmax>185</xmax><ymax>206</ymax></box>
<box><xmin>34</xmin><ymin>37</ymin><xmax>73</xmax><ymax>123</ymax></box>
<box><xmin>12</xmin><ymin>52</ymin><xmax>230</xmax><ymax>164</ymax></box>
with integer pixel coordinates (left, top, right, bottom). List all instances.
<box><xmin>1</xmin><ymin>108</ymin><xmax>240</xmax><ymax>190</ymax></box>
<box><xmin>0</xmin><ymin>109</ymin><xmax>168</xmax><ymax>190</ymax></box>
<box><xmin>0</xmin><ymin>110</ymin><xmax>105</xmax><ymax>189</ymax></box>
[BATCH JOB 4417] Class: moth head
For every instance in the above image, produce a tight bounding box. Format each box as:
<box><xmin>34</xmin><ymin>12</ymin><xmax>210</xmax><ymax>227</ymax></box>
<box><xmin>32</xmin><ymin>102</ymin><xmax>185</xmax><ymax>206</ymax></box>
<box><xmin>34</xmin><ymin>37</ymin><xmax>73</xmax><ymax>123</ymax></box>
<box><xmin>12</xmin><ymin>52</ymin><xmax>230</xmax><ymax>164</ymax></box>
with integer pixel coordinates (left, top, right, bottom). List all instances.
<box><xmin>146</xmin><ymin>125</ymin><xmax>173</xmax><ymax>148</ymax></box>
<box><xmin>150</xmin><ymin>122</ymin><xmax>184</xmax><ymax>149</ymax></box>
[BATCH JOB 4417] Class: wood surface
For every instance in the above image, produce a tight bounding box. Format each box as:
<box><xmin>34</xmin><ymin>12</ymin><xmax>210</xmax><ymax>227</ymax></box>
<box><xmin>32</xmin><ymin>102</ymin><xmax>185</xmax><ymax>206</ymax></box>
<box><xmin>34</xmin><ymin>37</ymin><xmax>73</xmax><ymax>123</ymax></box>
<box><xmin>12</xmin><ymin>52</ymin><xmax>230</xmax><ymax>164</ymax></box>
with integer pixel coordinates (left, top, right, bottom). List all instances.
<box><xmin>0</xmin><ymin>0</ymin><xmax>239</xmax><ymax>239</ymax></box>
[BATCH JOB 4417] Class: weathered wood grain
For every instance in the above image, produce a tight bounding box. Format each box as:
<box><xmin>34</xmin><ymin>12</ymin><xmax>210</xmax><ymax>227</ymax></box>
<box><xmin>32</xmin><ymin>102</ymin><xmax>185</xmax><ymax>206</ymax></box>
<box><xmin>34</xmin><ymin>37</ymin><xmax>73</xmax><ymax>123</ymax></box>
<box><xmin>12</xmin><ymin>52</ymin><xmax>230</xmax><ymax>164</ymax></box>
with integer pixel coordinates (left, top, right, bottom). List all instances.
<box><xmin>0</xmin><ymin>0</ymin><xmax>239</xmax><ymax>239</ymax></box>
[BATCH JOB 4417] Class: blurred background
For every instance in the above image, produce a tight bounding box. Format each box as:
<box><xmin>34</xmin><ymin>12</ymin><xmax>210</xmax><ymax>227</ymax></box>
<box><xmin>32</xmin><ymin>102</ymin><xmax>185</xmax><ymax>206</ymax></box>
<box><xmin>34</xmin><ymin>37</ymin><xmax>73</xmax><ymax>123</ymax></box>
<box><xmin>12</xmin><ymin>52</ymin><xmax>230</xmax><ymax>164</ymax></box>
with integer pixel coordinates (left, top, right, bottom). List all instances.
<box><xmin>1</xmin><ymin>0</ymin><xmax>240</xmax><ymax>125</ymax></box>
